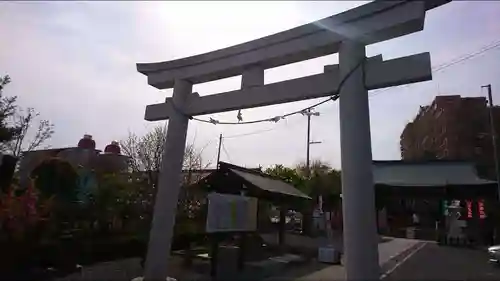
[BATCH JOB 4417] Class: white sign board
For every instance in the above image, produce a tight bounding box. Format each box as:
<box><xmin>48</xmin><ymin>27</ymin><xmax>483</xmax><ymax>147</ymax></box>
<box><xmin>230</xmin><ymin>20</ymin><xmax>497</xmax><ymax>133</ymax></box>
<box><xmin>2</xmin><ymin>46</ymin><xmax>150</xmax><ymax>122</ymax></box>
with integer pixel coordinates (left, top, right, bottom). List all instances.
<box><xmin>205</xmin><ymin>192</ymin><xmax>258</xmax><ymax>233</ymax></box>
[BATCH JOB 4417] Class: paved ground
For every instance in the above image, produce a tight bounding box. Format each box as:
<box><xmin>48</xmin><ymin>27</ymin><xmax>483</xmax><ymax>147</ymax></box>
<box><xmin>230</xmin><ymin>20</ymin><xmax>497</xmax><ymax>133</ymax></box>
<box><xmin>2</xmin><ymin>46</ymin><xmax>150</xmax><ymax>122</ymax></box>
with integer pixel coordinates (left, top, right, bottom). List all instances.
<box><xmin>54</xmin><ymin>237</ymin><xmax>421</xmax><ymax>281</ymax></box>
<box><xmin>383</xmin><ymin>243</ymin><xmax>500</xmax><ymax>281</ymax></box>
<box><xmin>265</xmin><ymin>237</ymin><xmax>421</xmax><ymax>281</ymax></box>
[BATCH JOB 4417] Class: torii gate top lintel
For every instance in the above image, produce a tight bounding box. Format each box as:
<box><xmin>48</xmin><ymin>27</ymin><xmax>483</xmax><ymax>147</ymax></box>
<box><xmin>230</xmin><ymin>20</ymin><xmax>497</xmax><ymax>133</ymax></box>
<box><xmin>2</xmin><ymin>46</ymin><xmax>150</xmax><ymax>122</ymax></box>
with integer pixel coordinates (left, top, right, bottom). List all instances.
<box><xmin>137</xmin><ymin>0</ymin><xmax>450</xmax><ymax>90</ymax></box>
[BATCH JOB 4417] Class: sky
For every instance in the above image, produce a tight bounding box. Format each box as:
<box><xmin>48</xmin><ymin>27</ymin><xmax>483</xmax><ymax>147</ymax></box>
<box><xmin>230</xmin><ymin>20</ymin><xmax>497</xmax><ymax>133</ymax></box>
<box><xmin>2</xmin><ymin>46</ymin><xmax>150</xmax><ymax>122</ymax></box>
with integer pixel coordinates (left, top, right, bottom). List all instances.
<box><xmin>1</xmin><ymin>1</ymin><xmax>500</xmax><ymax>170</ymax></box>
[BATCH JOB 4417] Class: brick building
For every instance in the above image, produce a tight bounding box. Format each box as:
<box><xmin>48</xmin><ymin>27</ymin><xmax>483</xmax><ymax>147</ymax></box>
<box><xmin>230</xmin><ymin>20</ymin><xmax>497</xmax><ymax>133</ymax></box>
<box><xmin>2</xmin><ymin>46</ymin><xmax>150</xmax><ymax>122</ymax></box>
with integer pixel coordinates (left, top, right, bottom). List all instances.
<box><xmin>400</xmin><ymin>95</ymin><xmax>500</xmax><ymax>179</ymax></box>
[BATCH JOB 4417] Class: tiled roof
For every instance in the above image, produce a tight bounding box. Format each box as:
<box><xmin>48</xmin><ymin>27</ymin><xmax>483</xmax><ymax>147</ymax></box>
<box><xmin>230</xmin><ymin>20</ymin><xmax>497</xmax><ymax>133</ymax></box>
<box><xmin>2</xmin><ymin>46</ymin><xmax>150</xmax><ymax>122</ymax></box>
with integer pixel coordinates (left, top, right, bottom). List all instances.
<box><xmin>229</xmin><ymin>168</ymin><xmax>311</xmax><ymax>200</ymax></box>
<box><xmin>373</xmin><ymin>160</ymin><xmax>495</xmax><ymax>187</ymax></box>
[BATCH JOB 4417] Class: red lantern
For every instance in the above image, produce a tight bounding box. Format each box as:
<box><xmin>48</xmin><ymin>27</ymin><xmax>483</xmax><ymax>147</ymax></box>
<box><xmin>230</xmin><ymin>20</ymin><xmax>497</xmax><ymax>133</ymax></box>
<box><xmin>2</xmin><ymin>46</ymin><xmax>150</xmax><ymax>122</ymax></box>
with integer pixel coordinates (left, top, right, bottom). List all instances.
<box><xmin>478</xmin><ymin>199</ymin><xmax>486</xmax><ymax>219</ymax></box>
<box><xmin>466</xmin><ymin>200</ymin><xmax>473</xmax><ymax>219</ymax></box>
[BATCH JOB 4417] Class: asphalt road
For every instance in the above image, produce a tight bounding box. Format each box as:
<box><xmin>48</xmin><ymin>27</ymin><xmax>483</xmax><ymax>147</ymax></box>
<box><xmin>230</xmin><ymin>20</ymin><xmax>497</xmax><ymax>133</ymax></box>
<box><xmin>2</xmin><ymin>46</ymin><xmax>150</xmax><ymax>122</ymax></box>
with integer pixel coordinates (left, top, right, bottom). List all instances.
<box><xmin>383</xmin><ymin>242</ymin><xmax>500</xmax><ymax>281</ymax></box>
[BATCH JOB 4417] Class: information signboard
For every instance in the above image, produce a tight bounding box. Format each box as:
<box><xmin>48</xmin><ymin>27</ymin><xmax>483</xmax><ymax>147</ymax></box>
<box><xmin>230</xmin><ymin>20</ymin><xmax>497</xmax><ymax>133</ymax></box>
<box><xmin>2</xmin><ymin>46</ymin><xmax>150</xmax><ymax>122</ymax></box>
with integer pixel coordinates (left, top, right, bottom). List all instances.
<box><xmin>205</xmin><ymin>192</ymin><xmax>258</xmax><ymax>233</ymax></box>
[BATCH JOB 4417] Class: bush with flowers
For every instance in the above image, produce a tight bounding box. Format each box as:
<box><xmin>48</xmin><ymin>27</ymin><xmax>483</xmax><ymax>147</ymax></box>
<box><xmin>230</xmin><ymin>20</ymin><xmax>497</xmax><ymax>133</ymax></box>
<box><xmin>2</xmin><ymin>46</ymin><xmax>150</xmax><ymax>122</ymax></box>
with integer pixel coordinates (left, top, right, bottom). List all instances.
<box><xmin>0</xmin><ymin>179</ymin><xmax>56</xmax><ymax>271</ymax></box>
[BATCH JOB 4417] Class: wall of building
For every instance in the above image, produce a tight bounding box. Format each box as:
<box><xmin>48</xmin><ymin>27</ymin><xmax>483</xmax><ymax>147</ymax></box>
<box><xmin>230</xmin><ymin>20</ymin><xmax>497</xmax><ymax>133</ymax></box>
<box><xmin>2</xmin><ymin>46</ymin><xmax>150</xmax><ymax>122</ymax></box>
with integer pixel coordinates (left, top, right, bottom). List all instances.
<box><xmin>18</xmin><ymin>136</ymin><xmax>129</xmax><ymax>188</ymax></box>
<box><xmin>400</xmin><ymin>95</ymin><xmax>500</xmax><ymax>179</ymax></box>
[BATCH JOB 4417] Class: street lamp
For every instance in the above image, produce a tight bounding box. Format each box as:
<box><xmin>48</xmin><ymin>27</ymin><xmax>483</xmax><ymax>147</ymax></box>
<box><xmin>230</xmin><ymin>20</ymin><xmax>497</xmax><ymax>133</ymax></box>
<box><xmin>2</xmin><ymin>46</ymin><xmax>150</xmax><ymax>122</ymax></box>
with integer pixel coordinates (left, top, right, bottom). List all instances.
<box><xmin>302</xmin><ymin>108</ymin><xmax>320</xmax><ymax>178</ymax></box>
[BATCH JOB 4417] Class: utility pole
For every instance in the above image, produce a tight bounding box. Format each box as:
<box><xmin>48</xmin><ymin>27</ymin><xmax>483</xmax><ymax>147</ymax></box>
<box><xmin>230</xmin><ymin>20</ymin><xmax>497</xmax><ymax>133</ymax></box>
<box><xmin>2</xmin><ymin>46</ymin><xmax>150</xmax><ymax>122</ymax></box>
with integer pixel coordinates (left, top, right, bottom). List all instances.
<box><xmin>307</xmin><ymin>112</ymin><xmax>311</xmax><ymax>177</ymax></box>
<box><xmin>302</xmin><ymin>108</ymin><xmax>320</xmax><ymax>178</ymax></box>
<box><xmin>483</xmin><ymin>84</ymin><xmax>500</xmax><ymax>201</ymax></box>
<box><xmin>482</xmin><ymin>84</ymin><xmax>500</xmax><ymax>245</ymax></box>
<box><xmin>216</xmin><ymin>134</ymin><xmax>223</xmax><ymax>170</ymax></box>
<box><xmin>301</xmin><ymin>108</ymin><xmax>321</xmax><ymax>237</ymax></box>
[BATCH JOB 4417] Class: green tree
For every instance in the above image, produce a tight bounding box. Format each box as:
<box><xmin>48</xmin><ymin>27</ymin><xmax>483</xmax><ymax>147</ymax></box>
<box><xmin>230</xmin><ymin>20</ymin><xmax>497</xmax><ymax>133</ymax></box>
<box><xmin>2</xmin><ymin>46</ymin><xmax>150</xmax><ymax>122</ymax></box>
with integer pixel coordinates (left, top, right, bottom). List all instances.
<box><xmin>28</xmin><ymin>157</ymin><xmax>80</xmax><ymax>239</ymax></box>
<box><xmin>263</xmin><ymin>162</ymin><xmax>344</xmax><ymax>235</ymax></box>
<box><xmin>264</xmin><ymin>161</ymin><xmax>342</xmax><ymax>204</ymax></box>
<box><xmin>265</xmin><ymin>164</ymin><xmax>308</xmax><ymax>194</ymax></box>
<box><xmin>295</xmin><ymin>159</ymin><xmax>341</xmax><ymax>200</ymax></box>
<box><xmin>311</xmin><ymin>169</ymin><xmax>342</xmax><ymax>211</ymax></box>
<box><xmin>311</xmin><ymin>169</ymin><xmax>341</xmax><ymax>196</ymax></box>
<box><xmin>31</xmin><ymin>157</ymin><xmax>79</xmax><ymax>202</ymax></box>
<box><xmin>85</xmin><ymin>173</ymin><xmax>136</xmax><ymax>234</ymax></box>
<box><xmin>295</xmin><ymin>159</ymin><xmax>331</xmax><ymax>179</ymax></box>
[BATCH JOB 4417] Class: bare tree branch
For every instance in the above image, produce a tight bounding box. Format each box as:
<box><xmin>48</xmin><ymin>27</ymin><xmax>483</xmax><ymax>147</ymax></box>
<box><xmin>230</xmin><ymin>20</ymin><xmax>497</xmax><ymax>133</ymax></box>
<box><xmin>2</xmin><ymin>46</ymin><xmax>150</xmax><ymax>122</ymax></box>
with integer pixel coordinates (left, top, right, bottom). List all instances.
<box><xmin>2</xmin><ymin>107</ymin><xmax>55</xmax><ymax>156</ymax></box>
<box><xmin>119</xmin><ymin>124</ymin><xmax>209</xmax><ymax>229</ymax></box>
<box><xmin>119</xmin><ymin>123</ymin><xmax>207</xmax><ymax>181</ymax></box>
<box><xmin>120</xmin><ymin>131</ymin><xmax>141</xmax><ymax>172</ymax></box>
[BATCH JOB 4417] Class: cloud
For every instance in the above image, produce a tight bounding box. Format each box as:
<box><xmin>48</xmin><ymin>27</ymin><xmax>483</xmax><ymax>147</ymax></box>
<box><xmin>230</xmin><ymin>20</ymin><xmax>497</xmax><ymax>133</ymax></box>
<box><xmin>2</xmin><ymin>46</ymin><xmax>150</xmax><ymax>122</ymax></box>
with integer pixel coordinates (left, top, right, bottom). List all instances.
<box><xmin>1</xmin><ymin>1</ymin><xmax>500</xmax><ymax>169</ymax></box>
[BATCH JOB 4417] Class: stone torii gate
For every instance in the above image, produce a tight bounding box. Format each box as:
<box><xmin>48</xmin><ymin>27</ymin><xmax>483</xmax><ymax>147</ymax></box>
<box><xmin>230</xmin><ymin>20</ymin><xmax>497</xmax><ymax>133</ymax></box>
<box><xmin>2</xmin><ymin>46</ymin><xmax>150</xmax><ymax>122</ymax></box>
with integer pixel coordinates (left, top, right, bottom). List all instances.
<box><xmin>136</xmin><ymin>1</ymin><xmax>450</xmax><ymax>280</ymax></box>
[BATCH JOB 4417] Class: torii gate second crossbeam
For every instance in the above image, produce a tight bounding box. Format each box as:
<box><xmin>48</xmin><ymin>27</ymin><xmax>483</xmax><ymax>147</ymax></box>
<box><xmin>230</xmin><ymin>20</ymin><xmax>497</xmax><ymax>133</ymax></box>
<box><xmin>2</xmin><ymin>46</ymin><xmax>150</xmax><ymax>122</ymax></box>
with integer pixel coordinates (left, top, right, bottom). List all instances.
<box><xmin>136</xmin><ymin>1</ymin><xmax>451</xmax><ymax>280</ymax></box>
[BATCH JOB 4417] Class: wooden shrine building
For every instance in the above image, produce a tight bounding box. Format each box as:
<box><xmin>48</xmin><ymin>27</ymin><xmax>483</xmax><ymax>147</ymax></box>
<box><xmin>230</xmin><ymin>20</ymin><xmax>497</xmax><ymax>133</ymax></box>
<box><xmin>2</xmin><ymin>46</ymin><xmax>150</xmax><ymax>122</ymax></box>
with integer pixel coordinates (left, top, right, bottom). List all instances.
<box><xmin>191</xmin><ymin>161</ymin><xmax>311</xmax><ymax>277</ymax></box>
<box><xmin>373</xmin><ymin>160</ymin><xmax>498</xmax><ymax>244</ymax></box>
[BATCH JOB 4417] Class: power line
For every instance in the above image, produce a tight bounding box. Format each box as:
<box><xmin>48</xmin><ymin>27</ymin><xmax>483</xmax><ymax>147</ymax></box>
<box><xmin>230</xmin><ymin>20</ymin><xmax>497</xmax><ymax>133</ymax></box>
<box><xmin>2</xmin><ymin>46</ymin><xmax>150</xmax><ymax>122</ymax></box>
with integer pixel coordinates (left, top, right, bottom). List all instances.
<box><xmin>168</xmin><ymin>58</ymin><xmax>365</xmax><ymax>126</ymax></box>
<box><xmin>222</xmin><ymin>108</ymin><xmax>326</xmax><ymax>140</ymax></box>
<box><xmin>220</xmin><ymin>38</ymin><xmax>500</xmax><ymax>138</ymax></box>
<box><xmin>199</xmin><ymin>39</ymin><xmax>500</xmax><ymax>167</ymax></box>
<box><xmin>172</xmin><ymin>37</ymin><xmax>500</xmax><ymax>128</ymax></box>
<box><xmin>222</xmin><ymin>115</ymin><xmax>300</xmax><ymax>139</ymax></box>
<box><xmin>433</xmin><ymin>39</ymin><xmax>500</xmax><ymax>72</ymax></box>
<box><xmin>223</xmin><ymin>126</ymin><xmax>279</xmax><ymax>139</ymax></box>
<box><xmin>216</xmin><ymin>39</ymin><xmax>500</xmax><ymax>139</ymax></box>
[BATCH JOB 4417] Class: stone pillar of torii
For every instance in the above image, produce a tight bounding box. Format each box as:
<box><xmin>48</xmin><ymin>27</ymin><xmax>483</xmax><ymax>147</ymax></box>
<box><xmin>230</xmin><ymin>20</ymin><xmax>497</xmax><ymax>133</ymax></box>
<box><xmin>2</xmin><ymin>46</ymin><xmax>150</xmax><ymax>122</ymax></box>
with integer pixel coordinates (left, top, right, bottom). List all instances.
<box><xmin>136</xmin><ymin>1</ymin><xmax>450</xmax><ymax>280</ymax></box>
